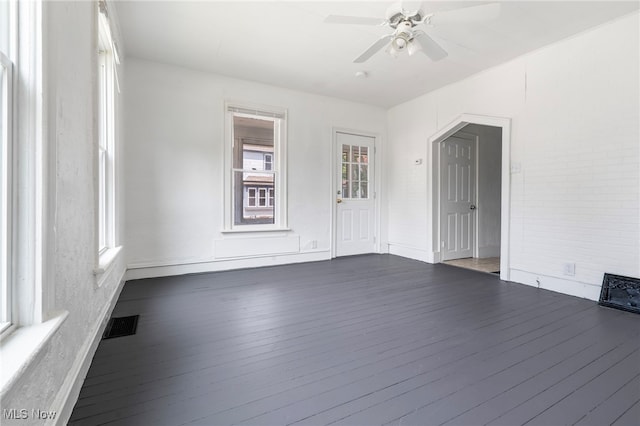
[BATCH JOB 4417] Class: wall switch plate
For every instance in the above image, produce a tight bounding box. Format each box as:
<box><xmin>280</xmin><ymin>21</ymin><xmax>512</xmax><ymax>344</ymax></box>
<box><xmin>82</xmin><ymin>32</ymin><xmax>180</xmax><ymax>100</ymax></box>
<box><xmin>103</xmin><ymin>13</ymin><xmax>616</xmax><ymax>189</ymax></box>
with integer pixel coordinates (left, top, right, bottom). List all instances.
<box><xmin>563</xmin><ymin>262</ymin><xmax>576</xmax><ymax>276</ymax></box>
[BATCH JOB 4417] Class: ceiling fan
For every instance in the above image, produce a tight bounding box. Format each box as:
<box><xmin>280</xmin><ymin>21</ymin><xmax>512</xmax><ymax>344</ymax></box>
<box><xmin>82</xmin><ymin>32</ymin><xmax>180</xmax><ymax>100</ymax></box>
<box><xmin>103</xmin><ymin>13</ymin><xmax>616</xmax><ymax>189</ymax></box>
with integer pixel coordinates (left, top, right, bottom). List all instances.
<box><xmin>324</xmin><ymin>2</ymin><xmax>501</xmax><ymax>63</ymax></box>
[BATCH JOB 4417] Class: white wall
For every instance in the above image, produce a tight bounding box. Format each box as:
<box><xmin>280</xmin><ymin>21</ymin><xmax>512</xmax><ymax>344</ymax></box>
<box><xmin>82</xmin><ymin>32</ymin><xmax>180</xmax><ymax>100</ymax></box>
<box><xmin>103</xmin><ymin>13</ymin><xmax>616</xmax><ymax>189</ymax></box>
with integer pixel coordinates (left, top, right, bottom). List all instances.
<box><xmin>124</xmin><ymin>58</ymin><xmax>387</xmax><ymax>278</ymax></box>
<box><xmin>387</xmin><ymin>12</ymin><xmax>640</xmax><ymax>300</ymax></box>
<box><xmin>464</xmin><ymin>124</ymin><xmax>502</xmax><ymax>258</ymax></box>
<box><xmin>0</xmin><ymin>2</ymin><xmax>127</xmax><ymax>424</ymax></box>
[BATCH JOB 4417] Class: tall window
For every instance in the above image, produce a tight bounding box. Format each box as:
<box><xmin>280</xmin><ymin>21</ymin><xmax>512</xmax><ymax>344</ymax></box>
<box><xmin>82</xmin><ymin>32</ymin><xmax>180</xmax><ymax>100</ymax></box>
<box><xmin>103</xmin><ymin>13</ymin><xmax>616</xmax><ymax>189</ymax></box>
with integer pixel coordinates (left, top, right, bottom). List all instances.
<box><xmin>97</xmin><ymin>2</ymin><xmax>116</xmax><ymax>254</ymax></box>
<box><xmin>226</xmin><ymin>104</ymin><xmax>287</xmax><ymax>230</ymax></box>
<box><xmin>0</xmin><ymin>0</ymin><xmax>14</xmax><ymax>333</ymax></box>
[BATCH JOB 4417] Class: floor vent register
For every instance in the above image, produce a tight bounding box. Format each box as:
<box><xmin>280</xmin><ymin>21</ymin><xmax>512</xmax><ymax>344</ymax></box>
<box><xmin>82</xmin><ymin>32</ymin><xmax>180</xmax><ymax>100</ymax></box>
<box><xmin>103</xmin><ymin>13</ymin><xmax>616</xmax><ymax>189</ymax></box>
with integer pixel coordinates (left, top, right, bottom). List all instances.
<box><xmin>102</xmin><ymin>315</ymin><xmax>140</xmax><ymax>339</ymax></box>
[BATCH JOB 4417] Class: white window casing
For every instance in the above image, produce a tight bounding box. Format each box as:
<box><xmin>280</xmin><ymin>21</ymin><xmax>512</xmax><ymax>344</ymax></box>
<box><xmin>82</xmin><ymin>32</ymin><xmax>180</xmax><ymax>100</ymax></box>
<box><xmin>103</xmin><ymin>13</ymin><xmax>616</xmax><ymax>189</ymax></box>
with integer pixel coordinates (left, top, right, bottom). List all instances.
<box><xmin>224</xmin><ymin>102</ymin><xmax>288</xmax><ymax>232</ymax></box>
<box><xmin>95</xmin><ymin>1</ymin><xmax>121</xmax><ymax>280</ymax></box>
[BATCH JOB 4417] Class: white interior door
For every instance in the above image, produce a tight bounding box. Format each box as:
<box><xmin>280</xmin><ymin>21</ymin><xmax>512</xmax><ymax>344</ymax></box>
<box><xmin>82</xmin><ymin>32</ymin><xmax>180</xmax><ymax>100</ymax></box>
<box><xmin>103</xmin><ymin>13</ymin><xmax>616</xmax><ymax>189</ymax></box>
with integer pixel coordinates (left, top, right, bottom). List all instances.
<box><xmin>336</xmin><ymin>132</ymin><xmax>375</xmax><ymax>257</ymax></box>
<box><xmin>440</xmin><ymin>134</ymin><xmax>476</xmax><ymax>261</ymax></box>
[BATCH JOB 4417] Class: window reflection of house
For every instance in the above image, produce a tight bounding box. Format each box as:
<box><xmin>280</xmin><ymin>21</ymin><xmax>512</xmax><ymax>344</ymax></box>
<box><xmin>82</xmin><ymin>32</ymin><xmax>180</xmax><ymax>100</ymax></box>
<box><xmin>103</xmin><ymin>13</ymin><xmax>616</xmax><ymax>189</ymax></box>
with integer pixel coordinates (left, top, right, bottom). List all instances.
<box><xmin>242</xmin><ymin>143</ymin><xmax>274</xmax><ymax>221</ymax></box>
<box><xmin>232</xmin><ymin>114</ymin><xmax>276</xmax><ymax>225</ymax></box>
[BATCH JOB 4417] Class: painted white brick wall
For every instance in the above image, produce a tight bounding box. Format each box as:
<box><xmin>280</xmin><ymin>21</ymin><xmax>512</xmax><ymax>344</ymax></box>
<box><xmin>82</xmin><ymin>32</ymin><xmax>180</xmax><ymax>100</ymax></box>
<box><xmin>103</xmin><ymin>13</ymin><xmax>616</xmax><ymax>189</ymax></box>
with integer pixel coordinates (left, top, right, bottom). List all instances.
<box><xmin>387</xmin><ymin>12</ymin><xmax>640</xmax><ymax>299</ymax></box>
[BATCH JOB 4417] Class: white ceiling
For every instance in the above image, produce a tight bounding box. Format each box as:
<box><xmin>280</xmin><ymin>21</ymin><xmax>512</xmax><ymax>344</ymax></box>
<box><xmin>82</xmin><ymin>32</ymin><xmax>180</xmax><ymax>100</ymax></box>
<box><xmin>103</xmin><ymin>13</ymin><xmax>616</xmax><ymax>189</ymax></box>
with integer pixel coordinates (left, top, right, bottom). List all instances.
<box><xmin>113</xmin><ymin>1</ymin><xmax>639</xmax><ymax>108</ymax></box>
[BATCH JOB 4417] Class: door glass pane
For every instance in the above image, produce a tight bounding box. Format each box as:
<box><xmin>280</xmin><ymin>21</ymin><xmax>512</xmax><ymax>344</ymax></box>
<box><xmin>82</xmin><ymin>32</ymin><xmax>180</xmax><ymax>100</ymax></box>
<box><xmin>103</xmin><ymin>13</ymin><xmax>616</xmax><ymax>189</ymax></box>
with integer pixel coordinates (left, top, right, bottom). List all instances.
<box><xmin>361</xmin><ymin>181</ymin><xmax>368</xmax><ymax>199</ymax></box>
<box><xmin>351</xmin><ymin>164</ymin><xmax>359</xmax><ymax>181</ymax></box>
<box><xmin>352</xmin><ymin>146</ymin><xmax>360</xmax><ymax>163</ymax></box>
<box><xmin>360</xmin><ymin>146</ymin><xmax>368</xmax><ymax>164</ymax></box>
<box><xmin>352</xmin><ymin>181</ymin><xmax>359</xmax><ymax>199</ymax></box>
<box><xmin>360</xmin><ymin>164</ymin><xmax>368</xmax><ymax>181</ymax></box>
<box><xmin>340</xmin><ymin>143</ymin><xmax>372</xmax><ymax>200</ymax></box>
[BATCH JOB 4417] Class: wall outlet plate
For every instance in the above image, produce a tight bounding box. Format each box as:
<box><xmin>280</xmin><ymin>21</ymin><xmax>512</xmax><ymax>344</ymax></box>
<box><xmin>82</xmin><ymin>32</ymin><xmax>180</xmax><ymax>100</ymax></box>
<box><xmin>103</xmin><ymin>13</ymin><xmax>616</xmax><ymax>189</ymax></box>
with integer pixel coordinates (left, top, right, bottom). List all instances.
<box><xmin>563</xmin><ymin>262</ymin><xmax>576</xmax><ymax>276</ymax></box>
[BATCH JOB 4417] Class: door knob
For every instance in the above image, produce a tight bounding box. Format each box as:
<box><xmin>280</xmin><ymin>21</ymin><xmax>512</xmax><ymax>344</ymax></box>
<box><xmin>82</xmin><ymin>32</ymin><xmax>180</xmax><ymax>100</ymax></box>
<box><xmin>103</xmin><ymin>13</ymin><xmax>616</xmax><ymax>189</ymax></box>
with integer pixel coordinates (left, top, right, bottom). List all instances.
<box><xmin>337</xmin><ymin>199</ymin><xmax>343</xmax><ymax>204</ymax></box>
<box><xmin>470</xmin><ymin>204</ymin><xmax>476</xmax><ymax>210</ymax></box>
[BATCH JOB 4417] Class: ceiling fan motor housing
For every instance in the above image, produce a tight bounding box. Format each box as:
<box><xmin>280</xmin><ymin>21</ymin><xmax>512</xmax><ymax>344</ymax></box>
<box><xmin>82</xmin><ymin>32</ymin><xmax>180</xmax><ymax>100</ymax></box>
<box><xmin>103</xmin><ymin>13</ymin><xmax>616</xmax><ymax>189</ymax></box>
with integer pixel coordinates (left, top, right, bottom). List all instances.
<box><xmin>392</xmin><ymin>21</ymin><xmax>415</xmax><ymax>50</ymax></box>
<box><xmin>387</xmin><ymin>10</ymin><xmax>423</xmax><ymax>28</ymax></box>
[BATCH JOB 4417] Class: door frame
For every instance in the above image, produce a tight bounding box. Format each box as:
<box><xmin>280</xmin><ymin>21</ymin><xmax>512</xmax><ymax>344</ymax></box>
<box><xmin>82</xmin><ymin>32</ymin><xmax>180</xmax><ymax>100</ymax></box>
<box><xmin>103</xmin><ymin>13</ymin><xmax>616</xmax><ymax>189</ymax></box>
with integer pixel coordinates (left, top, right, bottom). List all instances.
<box><xmin>430</xmin><ymin>114</ymin><xmax>511</xmax><ymax>281</ymax></box>
<box><xmin>330</xmin><ymin>127</ymin><xmax>381</xmax><ymax>258</ymax></box>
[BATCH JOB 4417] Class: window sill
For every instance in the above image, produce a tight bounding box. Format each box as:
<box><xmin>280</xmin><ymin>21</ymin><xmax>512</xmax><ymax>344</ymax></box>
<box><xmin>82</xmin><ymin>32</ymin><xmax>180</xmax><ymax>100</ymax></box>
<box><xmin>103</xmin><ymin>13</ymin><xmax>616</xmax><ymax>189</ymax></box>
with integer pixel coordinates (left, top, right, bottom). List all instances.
<box><xmin>94</xmin><ymin>245</ymin><xmax>123</xmax><ymax>287</ymax></box>
<box><xmin>0</xmin><ymin>310</ymin><xmax>69</xmax><ymax>394</ymax></box>
<box><xmin>221</xmin><ymin>227</ymin><xmax>291</xmax><ymax>234</ymax></box>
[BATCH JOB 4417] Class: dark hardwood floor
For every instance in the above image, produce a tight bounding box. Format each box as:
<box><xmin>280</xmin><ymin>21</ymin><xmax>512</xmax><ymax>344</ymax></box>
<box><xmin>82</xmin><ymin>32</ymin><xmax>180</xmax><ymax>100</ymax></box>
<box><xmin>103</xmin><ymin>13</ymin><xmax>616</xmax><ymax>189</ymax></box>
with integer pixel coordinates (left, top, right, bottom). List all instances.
<box><xmin>69</xmin><ymin>254</ymin><xmax>640</xmax><ymax>426</ymax></box>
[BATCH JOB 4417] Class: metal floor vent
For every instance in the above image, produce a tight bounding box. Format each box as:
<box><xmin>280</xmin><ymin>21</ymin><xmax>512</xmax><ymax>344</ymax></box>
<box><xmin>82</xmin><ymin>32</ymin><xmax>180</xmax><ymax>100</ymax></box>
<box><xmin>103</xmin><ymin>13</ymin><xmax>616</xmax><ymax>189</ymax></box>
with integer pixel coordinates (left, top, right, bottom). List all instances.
<box><xmin>599</xmin><ymin>273</ymin><xmax>640</xmax><ymax>315</ymax></box>
<box><xmin>103</xmin><ymin>315</ymin><xmax>139</xmax><ymax>339</ymax></box>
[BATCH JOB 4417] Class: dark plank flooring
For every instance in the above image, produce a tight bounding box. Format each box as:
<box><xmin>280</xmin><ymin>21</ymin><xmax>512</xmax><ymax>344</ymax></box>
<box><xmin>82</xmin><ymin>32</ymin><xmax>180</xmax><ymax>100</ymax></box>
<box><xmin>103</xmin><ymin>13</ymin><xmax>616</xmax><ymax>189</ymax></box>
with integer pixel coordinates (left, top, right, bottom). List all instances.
<box><xmin>70</xmin><ymin>254</ymin><xmax>640</xmax><ymax>426</ymax></box>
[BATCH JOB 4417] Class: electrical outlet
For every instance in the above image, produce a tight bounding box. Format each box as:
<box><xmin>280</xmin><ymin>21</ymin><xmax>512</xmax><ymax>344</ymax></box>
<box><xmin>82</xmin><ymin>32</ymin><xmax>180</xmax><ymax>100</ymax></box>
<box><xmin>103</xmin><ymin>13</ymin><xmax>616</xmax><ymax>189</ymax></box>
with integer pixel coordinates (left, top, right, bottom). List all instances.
<box><xmin>311</xmin><ymin>240</ymin><xmax>317</xmax><ymax>249</ymax></box>
<box><xmin>563</xmin><ymin>262</ymin><xmax>576</xmax><ymax>276</ymax></box>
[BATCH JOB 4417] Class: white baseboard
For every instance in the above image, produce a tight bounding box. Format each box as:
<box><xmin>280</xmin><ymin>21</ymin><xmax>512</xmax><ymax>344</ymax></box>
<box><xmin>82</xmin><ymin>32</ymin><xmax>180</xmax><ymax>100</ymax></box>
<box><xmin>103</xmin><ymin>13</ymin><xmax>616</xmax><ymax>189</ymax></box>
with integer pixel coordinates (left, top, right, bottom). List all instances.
<box><xmin>388</xmin><ymin>243</ymin><xmax>434</xmax><ymax>263</ymax></box>
<box><xmin>51</xmin><ymin>273</ymin><xmax>126</xmax><ymax>426</ymax></box>
<box><xmin>125</xmin><ymin>250</ymin><xmax>332</xmax><ymax>281</ymax></box>
<box><xmin>509</xmin><ymin>269</ymin><xmax>602</xmax><ymax>301</ymax></box>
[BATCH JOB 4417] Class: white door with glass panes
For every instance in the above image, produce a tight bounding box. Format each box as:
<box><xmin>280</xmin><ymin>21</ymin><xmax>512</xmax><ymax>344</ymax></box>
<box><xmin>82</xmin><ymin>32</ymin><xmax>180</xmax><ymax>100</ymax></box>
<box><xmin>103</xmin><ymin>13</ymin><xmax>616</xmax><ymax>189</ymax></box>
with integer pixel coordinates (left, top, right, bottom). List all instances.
<box><xmin>336</xmin><ymin>132</ymin><xmax>376</xmax><ymax>257</ymax></box>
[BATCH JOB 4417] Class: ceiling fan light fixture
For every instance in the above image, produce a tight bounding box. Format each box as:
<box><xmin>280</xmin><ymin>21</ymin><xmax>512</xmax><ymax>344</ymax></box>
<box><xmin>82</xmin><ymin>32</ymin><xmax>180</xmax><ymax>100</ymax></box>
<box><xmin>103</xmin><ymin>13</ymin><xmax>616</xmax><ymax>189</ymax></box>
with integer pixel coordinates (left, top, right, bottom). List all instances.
<box><xmin>392</xmin><ymin>36</ymin><xmax>406</xmax><ymax>50</ymax></box>
<box><xmin>386</xmin><ymin>43</ymin><xmax>400</xmax><ymax>58</ymax></box>
<box><xmin>407</xmin><ymin>39</ymin><xmax>422</xmax><ymax>56</ymax></box>
<box><xmin>391</xmin><ymin>32</ymin><xmax>410</xmax><ymax>51</ymax></box>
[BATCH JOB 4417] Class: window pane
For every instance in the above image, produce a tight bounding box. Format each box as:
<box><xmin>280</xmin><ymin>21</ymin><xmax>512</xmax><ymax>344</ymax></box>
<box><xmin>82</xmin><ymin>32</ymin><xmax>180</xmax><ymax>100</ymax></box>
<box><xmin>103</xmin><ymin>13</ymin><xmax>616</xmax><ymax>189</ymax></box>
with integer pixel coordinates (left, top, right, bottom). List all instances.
<box><xmin>234</xmin><ymin>171</ymin><xmax>275</xmax><ymax>225</ymax></box>
<box><xmin>98</xmin><ymin>149</ymin><xmax>106</xmax><ymax>250</ymax></box>
<box><xmin>247</xmin><ymin>188</ymin><xmax>256</xmax><ymax>206</ymax></box>
<box><xmin>233</xmin><ymin>116</ymin><xmax>274</xmax><ymax>170</ymax></box>
<box><xmin>0</xmin><ymin>1</ymin><xmax>8</xmax><ymax>56</ymax></box>
<box><xmin>0</xmin><ymin>60</ymin><xmax>6</xmax><ymax>325</ymax></box>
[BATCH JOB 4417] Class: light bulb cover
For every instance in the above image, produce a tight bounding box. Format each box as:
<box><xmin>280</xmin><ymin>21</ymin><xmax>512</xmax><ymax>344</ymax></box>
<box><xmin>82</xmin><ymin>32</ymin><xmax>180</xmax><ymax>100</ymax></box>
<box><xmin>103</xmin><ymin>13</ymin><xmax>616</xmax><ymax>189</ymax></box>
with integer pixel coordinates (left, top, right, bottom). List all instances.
<box><xmin>407</xmin><ymin>39</ymin><xmax>422</xmax><ymax>56</ymax></box>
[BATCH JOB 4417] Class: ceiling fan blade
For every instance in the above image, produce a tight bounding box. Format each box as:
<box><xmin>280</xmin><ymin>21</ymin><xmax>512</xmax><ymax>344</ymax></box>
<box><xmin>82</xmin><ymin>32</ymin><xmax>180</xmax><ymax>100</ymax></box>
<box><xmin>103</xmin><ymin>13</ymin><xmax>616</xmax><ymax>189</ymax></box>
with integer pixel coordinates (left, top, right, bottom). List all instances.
<box><xmin>324</xmin><ymin>15</ymin><xmax>386</xmax><ymax>26</ymax></box>
<box><xmin>413</xmin><ymin>31</ymin><xmax>448</xmax><ymax>61</ymax></box>
<box><xmin>430</xmin><ymin>3</ymin><xmax>501</xmax><ymax>25</ymax></box>
<box><xmin>354</xmin><ymin>34</ymin><xmax>394</xmax><ymax>63</ymax></box>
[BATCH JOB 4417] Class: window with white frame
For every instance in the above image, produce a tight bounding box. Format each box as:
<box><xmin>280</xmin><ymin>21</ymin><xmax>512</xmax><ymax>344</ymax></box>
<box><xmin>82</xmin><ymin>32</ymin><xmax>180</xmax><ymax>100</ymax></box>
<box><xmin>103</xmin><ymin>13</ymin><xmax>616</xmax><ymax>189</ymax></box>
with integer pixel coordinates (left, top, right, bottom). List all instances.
<box><xmin>227</xmin><ymin>104</ymin><xmax>287</xmax><ymax>229</ymax></box>
<box><xmin>97</xmin><ymin>2</ymin><xmax>116</xmax><ymax>254</ymax></box>
<box><xmin>0</xmin><ymin>0</ymin><xmax>14</xmax><ymax>333</ymax></box>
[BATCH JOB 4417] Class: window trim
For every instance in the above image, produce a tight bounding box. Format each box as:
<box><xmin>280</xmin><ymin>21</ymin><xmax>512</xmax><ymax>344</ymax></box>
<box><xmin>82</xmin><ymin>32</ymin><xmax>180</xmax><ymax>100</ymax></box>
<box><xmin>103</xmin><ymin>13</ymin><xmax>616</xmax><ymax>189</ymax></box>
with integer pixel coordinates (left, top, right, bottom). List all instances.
<box><xmin>0</xmin><ymin>49</ymin><xmax>13</xmax><ymax>335</ymax></box>
<box><xmin>223</xmin><ymin>101</ymin><xmax>288</xmax><ymax>232</ymax></box>
<box><xmin>96</xmin><ymin>4</ymin><xmax>118</xmax><ymax>272</ymax></box>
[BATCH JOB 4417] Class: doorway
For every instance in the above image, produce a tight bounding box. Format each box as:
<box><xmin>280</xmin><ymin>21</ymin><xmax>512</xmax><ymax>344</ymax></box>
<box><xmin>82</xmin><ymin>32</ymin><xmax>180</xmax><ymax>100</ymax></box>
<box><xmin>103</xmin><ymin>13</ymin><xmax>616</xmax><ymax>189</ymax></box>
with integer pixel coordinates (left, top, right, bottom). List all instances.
<box><xmin>431</xmin><ymin>115</ymin><xmax>511</xmax><ymax>281</ymax></box>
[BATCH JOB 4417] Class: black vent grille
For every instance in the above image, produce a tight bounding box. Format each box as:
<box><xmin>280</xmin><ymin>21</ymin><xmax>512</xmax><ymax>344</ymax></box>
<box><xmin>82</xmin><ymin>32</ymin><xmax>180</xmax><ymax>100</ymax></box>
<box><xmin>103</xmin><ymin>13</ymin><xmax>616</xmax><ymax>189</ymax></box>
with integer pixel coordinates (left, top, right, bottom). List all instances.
<box><xmin>103</xmin><ymin>315</ymin><xmax>139</xmax><ymax>339</ymax></box>
<box><xmin>599</xmin><ymin>274</ymin><xmax>640</xmax><ymax>314</ymax></box>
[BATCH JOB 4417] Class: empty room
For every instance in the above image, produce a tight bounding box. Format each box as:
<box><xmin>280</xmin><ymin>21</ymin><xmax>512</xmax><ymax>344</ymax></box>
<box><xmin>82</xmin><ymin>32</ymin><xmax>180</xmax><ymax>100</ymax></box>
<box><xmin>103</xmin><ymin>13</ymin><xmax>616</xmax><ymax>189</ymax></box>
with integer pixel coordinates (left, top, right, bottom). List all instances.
<box><xmin>1</xmin><ymin>1</ymin><xmax>639</xmax><ymax>425</ymax></box>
